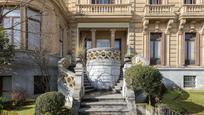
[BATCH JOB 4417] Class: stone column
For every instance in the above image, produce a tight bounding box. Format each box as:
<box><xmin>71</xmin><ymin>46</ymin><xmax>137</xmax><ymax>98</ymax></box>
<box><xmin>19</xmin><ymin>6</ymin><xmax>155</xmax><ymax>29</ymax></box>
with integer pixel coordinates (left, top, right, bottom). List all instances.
<box><xmin>91</xmin><ymin>29</ymin><xmax>96</xmax><ymax>48</ymax></box>
<box><xmin>74</xmin><ymin>57</ymin><xmax>84</xmax><ymax>100</ymax></box>
<box><xmin>111</xmin><ymin>29</ymin><xmax>116</xmax><ymax>48</ymax></box>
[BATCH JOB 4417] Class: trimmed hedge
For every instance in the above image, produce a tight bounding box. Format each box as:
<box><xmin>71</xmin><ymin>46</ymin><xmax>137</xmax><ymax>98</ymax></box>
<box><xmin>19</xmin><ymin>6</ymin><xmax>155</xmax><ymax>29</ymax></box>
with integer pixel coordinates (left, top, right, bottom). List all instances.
<box><xmin>125</xmin><ymin>65</ymin><xmax>162</xmax><ymax>97</ymax></box>
<box><xmin>35</xmin><ymin>92</ymin><xmax>65</xmax><ymax>115</ymax></box>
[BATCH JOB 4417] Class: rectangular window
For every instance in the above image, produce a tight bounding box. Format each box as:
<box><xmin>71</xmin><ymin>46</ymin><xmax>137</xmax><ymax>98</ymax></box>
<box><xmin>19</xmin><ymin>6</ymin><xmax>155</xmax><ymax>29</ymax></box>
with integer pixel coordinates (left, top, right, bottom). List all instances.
<box><xmin>3</xmin><ymin>8</ymin><xmax>21</xmax><ymax>49</ymax></box>
<box><xmin>115</xmin><ymin>39</ymin><xmax>121</xmax><ymax>50</ymax></box>
<box><xmin>97</xmin><ymin>39</ymin><xmax>110</xmax><ymax>48</ymax></box>
<box><xmin>185</xmin><ymin>33</ymin><xmax>196</xmax><ymax>65</ymax></box>
<box><xmin>92</xmin><ymin>0</ymin><xmax>112</xmax><ymax>4</ymax></box>
<box><xmin>27</xmin><ymin>8</ymin><xmax>41</xmax><ymax>50</ymax></box>
<box><xmin>34</xmin><ymin>76</ymin><xmax>48</xmax><ymax>94</ymax></box>
<box><xmin>0</xmin><ymin>76</ymin><xmax>12</xmax><ymax>98</ymax></box>
<box><xmin>150</xmin><ymin>33</ymin><xmax>161</xmax><ymax>65</ymax></box>
<box><xmin>184</xmin><ymin>0</ymin><xmax>196</xmax><ymax>4</ymax></box>
<box><xmin>149</xmin><ymin>0</ymin><xmax>162</xmax><ymax>4</ymax></box>
<box><xmin>184</xmin><ymin>76</ymin><xmax>196</xmax><ymax>88</ymax></box>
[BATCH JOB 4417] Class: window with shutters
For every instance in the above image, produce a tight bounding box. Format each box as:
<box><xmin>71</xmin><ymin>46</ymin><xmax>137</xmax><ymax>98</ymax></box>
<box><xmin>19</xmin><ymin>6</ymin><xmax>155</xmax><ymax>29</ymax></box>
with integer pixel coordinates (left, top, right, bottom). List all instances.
<box><xmin>185</xmin><ymin>33</ymin><xmax>196</xmax><ymax>65</ymax></box>
<box><xmin>149</xmin><ymin>0</ymin><xmax>162</xmax><ymax>4</ymax></box>
<box><xmin>150</xmin><ymin>33</ymin><xmax>162</xmax><ymax>65</ymax></box>
<box><xmin>184</xmin><ymin>0</ymin><xmax>196</xmax><ymax>4</ymax></box>
<box><xmin>184</xmin><ymin>76</ymin><xmax>196</xmax><ymax>88</ymax></box>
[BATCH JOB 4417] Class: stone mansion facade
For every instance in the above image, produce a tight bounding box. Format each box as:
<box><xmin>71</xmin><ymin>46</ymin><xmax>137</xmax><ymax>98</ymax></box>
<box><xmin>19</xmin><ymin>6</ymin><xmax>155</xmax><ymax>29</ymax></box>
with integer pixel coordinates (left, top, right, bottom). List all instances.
<box><xmin>1</xmin><ymin>0</ymin><xmax>204</xmax><ymax>98</ymax></box>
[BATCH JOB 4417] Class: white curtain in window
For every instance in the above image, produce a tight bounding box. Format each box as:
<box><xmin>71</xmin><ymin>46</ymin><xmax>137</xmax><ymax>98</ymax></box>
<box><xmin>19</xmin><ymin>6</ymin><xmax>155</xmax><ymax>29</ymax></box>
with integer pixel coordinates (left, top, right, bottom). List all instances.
<box><xmin>189</xmin><ymin>40</ymin><xmax>195</xmax><ymax>61</ymax></box>
<box><xmin>154</xmin><ymin>41</ymin><xmax>161</xmax><ymax>58</ymax></box>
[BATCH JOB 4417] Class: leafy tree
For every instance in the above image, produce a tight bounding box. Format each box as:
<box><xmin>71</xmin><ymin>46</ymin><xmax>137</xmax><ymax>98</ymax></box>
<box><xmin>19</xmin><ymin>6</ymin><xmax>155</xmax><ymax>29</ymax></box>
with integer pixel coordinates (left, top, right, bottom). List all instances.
<box><xmin>125</xmin><ymin>65</ymin><xmax>162</xmax><ymax>105</ymax></box>
<box><xmin>0</xmin><ymin>26</ymin><xmax>14</xmax><ymax>69</ymax></box>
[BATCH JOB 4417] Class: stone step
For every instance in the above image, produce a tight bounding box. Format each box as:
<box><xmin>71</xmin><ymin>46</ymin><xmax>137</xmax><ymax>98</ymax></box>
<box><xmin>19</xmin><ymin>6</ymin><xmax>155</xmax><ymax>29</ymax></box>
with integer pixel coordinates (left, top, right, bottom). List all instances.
<box><xmin>81</xmin><ymin>101</ymin><xmax>127</xmax><ymax>108</ymax></box>
<box><xmin>78</xmin><ymin>107</ymin><xmax>129</xmax><ymax>115</ymax></box>
<box><xmin>82</xmin><ymin>94</ymin><xmax>125</xmax><ymax>102</ymax></box>
<box><xmin>85</xmin><ymin>89</ymin><xmax>95</xmax><ymax>93</ymax></box>
<box><xmin>85</xmin><ymin>85</ymin><xmax>94</xmax><ymax>89</ymax></box>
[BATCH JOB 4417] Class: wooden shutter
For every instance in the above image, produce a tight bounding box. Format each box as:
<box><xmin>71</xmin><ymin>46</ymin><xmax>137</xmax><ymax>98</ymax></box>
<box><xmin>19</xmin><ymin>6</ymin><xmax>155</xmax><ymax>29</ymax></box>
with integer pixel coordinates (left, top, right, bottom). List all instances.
<box><xmin>195</xmin><ymin>32</ymin><xmax>200</xmax><ymax>65</ymax></box>
<box><xmin>161</xmin><ymin>33</ymin><xmax>165</xmax><ymax>66</ymax></box>
<box><xmin>181</xmin><ymin>33</ymin><xmax>185</xmax><ymax>66</ymax></box>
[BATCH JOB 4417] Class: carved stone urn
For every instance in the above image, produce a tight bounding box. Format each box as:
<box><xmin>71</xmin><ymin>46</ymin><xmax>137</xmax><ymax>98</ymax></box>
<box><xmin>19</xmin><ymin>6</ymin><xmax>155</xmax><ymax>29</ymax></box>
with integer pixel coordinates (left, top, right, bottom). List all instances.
<box><xmin>86</xmin><ymin>48</ymin><xmax>121</xmax><ymax>90</ymax></box>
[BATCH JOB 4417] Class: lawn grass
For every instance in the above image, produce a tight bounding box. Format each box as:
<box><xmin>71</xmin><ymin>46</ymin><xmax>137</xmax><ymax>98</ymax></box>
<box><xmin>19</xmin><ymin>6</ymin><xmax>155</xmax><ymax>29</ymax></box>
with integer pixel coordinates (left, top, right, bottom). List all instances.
<box><xmin>3</xmin><ymin>100</ymin><xmax>35</xmax><ymax>115</ymax></box>
<box><xmin>161</xmin><ymin>89</ymin><xmax>204</xmax><ymax>114</ymax></box>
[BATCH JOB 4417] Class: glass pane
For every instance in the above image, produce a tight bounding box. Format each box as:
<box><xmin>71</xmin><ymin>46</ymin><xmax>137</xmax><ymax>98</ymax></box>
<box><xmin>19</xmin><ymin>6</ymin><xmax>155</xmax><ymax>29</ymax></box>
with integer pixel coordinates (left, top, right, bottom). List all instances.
<box><xmin>3</xmin><ymin>18</ymin><xmax>12</xmax><ymax>43</ymax></box>
<box><xmin>115</xmin><ymin>40</ymin><xmax>121</xmax><ymax>49</ymax></box>
<box><xmin>13</xmin><ymin>18</ymin><xmax>21</xmax><ymax>49</ymax></box>
<box><xmin>185</xmin><ymin>41</ymin><xmax>188</xmax><ymax>60</ymax></box>
<box><xmin>3</xmin><ymin>8</ymin><xmax>20</xmax><ymax>17</ymax></box>
<box><xmin>27</xmin><ymin>9</ymin><xmax>41</xmax><ymax>20</ymax></box>
<box><xmin>2</xmin><ymin>77</ymin><xmax>12</xmax><ymax>97</ymax></box>
<box><xmin>150</xmin><ymin>41</ymin><xmax>154</xmax><ymax>58</ymax></box>
<box><xmin>97</xmin><ymin>39</ymin><xmax>110</xmax><ymax>48</ymax></box>
<box><xmin>86</xmin><ymin>40</ymin><xmax>92</xmax><ymax>49</ymax></box>
<box><xmin>28</xmin><ymin>20</ymin><xmax>41</xmax><ymax>50</ymax></box>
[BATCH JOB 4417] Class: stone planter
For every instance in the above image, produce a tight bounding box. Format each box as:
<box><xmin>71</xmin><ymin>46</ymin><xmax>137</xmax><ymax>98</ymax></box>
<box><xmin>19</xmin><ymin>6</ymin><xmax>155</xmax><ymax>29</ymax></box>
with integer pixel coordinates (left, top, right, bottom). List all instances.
<box><xmin>86</xmin><ymin>48</ymin><xmax>121</xmax><ymax>90</ymax></box>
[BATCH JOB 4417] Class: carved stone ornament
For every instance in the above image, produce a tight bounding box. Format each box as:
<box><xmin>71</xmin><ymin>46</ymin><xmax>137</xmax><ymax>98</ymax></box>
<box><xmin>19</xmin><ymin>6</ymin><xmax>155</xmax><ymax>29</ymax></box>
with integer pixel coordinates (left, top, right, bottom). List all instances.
<box><xmin>131</xmin><ymin>54</ymin><xmax>149</xmax><ymax>66</ymax></box>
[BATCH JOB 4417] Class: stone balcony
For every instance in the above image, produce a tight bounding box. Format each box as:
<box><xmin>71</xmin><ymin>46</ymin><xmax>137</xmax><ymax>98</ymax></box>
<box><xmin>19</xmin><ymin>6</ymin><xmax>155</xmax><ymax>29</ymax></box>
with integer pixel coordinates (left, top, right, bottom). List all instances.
<box><xmin>75</xmin><ymin>4</ymin><xmax>132</xmax><ymax>18</ymax></box>
<box><xmin>180</xmin><ymin>4</ymin><xmax>204</xmax><ymax>19</ymax></box>
<box><xmin>144</xmin><ymin>4</ymin><xmax>175</xmax><ymax>19</ymax></box>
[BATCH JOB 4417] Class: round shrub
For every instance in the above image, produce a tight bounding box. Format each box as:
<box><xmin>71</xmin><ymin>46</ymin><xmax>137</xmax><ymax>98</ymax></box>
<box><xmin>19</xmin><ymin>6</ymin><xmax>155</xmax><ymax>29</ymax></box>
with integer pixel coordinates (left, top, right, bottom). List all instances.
<box><xmin>125</xmin><ymin>65</ymin><xmax>163</xmax><ymax>104</ymax></box>
<box><xmin>35</xmin><ymin>92</ymin><xmax>65</xmax><ymax>115</ymax></box>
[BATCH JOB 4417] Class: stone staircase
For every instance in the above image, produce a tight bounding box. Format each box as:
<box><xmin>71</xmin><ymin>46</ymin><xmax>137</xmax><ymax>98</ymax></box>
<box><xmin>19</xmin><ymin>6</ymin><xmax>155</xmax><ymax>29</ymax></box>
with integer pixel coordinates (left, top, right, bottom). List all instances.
<box><xmin>78</xmin><ymin>91</ymin><xmax>129</xmax><ymax>115</ymax></box>
<box><xmin>84</xmin><ymin>74</ymin><xmax>95</xmax><ymax>93</ymax></box>
<box><xmin>113</xmin><ymin>66</ymin><xmax>124</xmax><ymax>93</ymax></box>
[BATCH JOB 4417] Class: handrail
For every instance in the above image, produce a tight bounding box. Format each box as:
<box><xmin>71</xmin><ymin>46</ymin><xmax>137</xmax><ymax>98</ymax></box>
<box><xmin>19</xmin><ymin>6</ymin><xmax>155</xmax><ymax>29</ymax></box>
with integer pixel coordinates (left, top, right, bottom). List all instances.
<box><xmin>58</xmin><ymin>56</ymin><xmax>75</xmax><ymax>107</ymax></box>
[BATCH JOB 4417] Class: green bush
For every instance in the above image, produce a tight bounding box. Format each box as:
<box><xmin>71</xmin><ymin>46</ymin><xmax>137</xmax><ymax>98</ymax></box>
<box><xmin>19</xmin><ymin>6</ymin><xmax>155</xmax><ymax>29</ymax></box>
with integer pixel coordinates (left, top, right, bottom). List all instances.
<box><xmin>125</xmin><ymin>65</ymin><xmax>163</xmax><ymax>105</ymax></box>
<box><xmin>35</xmin><ymin>92</ymin><xmax>66</xmax><ymax>115</ymax></box>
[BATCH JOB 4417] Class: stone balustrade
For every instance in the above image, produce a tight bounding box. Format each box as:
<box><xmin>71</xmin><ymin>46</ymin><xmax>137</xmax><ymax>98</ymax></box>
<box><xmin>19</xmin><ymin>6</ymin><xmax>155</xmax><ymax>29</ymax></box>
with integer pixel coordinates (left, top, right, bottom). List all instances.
<box><xmin>76</xmin><ymin>4</ymin><xmax>132</xmax><ymax>16</ymax></box>
<box><xmin>180</xmin><ymin>4</ymin><xmax>204</xmax><ymax>18</ymax></box>
<box><xmin>58</xmin><ymin>56</ymin><xmax>75</xmax><ymax>107</ymax></box>
<box><xmin>144</xmin><ymin>4</ymin><xmax>175</xmax><ymax>18</ymax></box>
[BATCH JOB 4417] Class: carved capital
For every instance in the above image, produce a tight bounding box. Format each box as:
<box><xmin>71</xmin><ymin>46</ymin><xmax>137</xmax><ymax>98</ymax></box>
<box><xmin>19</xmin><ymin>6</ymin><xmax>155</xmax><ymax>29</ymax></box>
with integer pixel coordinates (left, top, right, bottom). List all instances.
<box><xmin>178</xmin><ymin>19</ymin><xmax>186</xmax><ymax>32</ymax></box>
<box><xmin>155</xmin><ymin>21</ymin><xmax>160</xmax><ymax>32</ymax></box>
<box><xmin>143</xmin><ymin>19</ymin><xmax>149</xmax><ymax>33</ymax></box>
<box><xmin>190</xmin><ymin>21</ymin><xmax>196</xmax><ymax>32</ymax></box>
<box><xmin>165</xmin><ymin>19</ymin><xmax>174</xmax><ymax>34</ymax></box>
